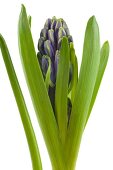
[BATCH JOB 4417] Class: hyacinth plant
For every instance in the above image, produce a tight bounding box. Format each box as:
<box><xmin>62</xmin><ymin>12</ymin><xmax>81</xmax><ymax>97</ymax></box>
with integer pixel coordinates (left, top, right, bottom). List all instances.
<box><xmin>0</xmin><ymin>4</ymin><xmax>109</xmax><ymax>170</ymax></box>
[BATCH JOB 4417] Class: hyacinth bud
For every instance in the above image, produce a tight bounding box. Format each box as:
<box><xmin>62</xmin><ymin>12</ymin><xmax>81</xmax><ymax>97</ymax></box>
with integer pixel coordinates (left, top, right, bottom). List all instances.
<box><xmin>37</xmin><ymin>17</ymin><xmax>73</xmax><ymax>85</ymax></box>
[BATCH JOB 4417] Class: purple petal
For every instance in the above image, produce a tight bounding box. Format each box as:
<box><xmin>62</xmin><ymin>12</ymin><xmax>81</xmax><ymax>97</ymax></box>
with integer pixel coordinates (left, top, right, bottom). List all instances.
<box><xmin>62</xmin><ymin>20</ymin><xmax>68</xmax><ymax>29</ymax></box>
<box><xmin>51</xmin><ymin>19</ymin><xmax>57</xmax><ymax>29</ymax></box>
<box><xmin>44</xmin><ymin>40</ymin><xmax>54</xmax><ymax>60</ymax></box>
<box><xmin>50</xmin><ymin>63</ymin><xmax>56</xmax><ymax>84</ymax></box>
<box><xmin>65</xmin><ymin>28</ymin><xmax>70</xmax><ymax>36</ymax></box>
<box><xmin>54</xmin><ymin>50</ymin><xmax>59</xmax><ymax>75</ymax></box>
<box><xmin>58</xmin><ymin>27</ymin><xmax>66</xmax><ymax>40</ymax></box>
<box><xmin>48</xmin><ymin>29</ymin><xmax>55</xmax><ymax>47</ymax></box>
<box><xmin>40</xmin><ymin>28</ymin><xmax>48</xmax><ymax>39</ymax></box>
<box><xmin>57</xmin><ymin>38</ymin><xmax>62</xmax><ymax>50</ymax></box>
<box><xmin>44</xmin><ymin>18</ymin><xmax>52</xmax><ymax>29</ymax></box>
<box><xmin>55</xmin><ymin>20</ymin><xmax>62</xmax><ymax>31</ymax></box>
<box><xmin>42</xmin><ymin>57</ymin><xmax>49</xmax><ymax>75</ymax></box>
<box><xmin>38</xmin><ymin>37</ymin><xmax>45</xmax><ymax>55</ymax></box>
<box><xmin>62</xmin><ymin>20</ymin><xmax>70</xmax><ymax>35</ymax></box>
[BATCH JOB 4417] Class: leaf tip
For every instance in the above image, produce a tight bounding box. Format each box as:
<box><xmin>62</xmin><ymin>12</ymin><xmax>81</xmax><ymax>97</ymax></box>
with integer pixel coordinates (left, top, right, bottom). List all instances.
<box><xmin>104</xmin><ymin>41</ymin><xmax>110</xmax><ymax>49</ymax></box>
<box><xmin>102</xmin><ymin>40</ymin><xmax>110</xmax><ymax>57</ymax></box>
<box><xmin>21</xmin><ymin>4</ymin><xmax>26</xmax><ymax>11</ymax></box>
<box><xmin>20</xmin><ymin>4</ymin><xmax>27</xmax><ymax>19</ymax></box>
<box><xmin>88</xmin><ymin>15</ymin><xmax>98</xmax><ymax>27</ymax></box>
<box><xmin>62</xmin><ymin>36</ymin><xmax>68</xmax><ymax>44</ymax></box>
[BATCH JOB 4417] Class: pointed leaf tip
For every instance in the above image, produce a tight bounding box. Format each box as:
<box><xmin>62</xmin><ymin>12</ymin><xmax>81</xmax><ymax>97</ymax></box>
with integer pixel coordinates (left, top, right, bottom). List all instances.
<box><xmin>85</xmin><ymin>40</ymin><xmax>109</xmax><ymax>126</ymax></box>
<box><xmin>88</xmin><ymin>15</ymin><xmax>97</xmax><ymax>26</ymax></box>
<box><xmin>62</xmin><ymin>36</ymin><xmax>68</xmax><ymax>44</ymax></box>
<box><xmin>21</xmin><ymin>4</ymin><xmax>26</xmax><ymax>11</ymax></box>
<box><xmin>20</xmin><ymin>4</ymin><xmax>27</xmax><ymax>19</ymax></box>
<box><xmin>103</xmin><ymin>41</ymin><xmax>110</xmax><ymax>52</ymax></box>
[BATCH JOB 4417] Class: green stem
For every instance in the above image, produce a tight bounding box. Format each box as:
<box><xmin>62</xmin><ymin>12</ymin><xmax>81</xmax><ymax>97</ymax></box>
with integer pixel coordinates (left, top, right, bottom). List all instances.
<box><xmin>0</xmin><ymin>34</ymin><xmax>42</xmax><ymax>170</ymax></box>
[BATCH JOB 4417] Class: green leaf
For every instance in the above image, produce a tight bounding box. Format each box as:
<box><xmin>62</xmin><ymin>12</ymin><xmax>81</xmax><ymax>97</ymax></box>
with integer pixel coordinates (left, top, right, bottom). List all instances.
<box><xmin>65</xmin><ymin>16</ymin><xmax>100</xmax><ymax>170</ymax></box>
<box><xmin>28</xmin><ymin>15</ymin><xmax>32</xmax><ymax>28</ymax></box>
<box><xmin>85</xmin><ymin>41</ymin><xmax>109</xmax><ymax>126</ymax></box>
<box><xmin>70</xmin><ymin>42</ymin><xmax>78</xmax><ymax>104</ymax></box>
<box><xmin>0</xmin><ymin>34</ymin><xmax>42</xmax><ymax>170</ymax></box>
<box><xmin>18</xmin><ymin>5</ymin><xmax>66</xmax><ymax>170</ymax></box>
<box><xmin>55</xmin><ymin>37</ymin><xmax>70</xmax><ymax>144</ymax></box>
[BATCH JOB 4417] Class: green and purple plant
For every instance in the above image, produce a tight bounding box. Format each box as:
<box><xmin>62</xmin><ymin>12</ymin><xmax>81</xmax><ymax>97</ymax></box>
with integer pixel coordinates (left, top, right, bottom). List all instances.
<box><xmin>0</xmin><ymin>4</ymin><xmax>109</xmax><ymax>170</ymax></box>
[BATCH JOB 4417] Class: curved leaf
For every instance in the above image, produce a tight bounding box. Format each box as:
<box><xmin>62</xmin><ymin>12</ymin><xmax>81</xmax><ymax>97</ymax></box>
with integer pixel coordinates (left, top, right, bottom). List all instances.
<box><xmin>55</xmin><ymin>37</ymin><xmax>70</xmax><ymax>144</ymax></box>
<box><xmin>70</xmin><ymin>42</ymin><xmax>78</xmax><ymax>104</ymax></box>
<box><xmin>18</xmin><ymin>5</ymin><xmax>66</xmax><ymax>170</ymax></box>
<box><xmin>65</xmin><ymin>16</ymin><xmax>100</xmax><ymax>169</ymax></box>
<box><xmin>0</xmin><ymin>34</ymin><xmax>42</xmax><ymax>170</ymax></box>
<box><xmin>85</xmin><ymin>41</ymin><xmax>109</xmax><ymax>126</ymax></box>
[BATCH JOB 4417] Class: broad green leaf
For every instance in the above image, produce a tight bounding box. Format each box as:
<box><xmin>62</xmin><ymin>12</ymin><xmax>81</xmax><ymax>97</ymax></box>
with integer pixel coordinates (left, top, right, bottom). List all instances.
<box><xmin>70</xmin><ymin>43</ymin><xmax>78</xmax><ymax>104</ymax></box>
<box><xmin>85</xmin><ymin>41</ymin><xmax>109</xmax><ymax>126</ymax></box>
<box><xmin>65</xmin><ymin>16</ymin><xmax>100</xmax><ymax>170</ymax></box>
<box><xmin>0</xmin><ymin>34</ymin><xmax>42</xmax><ymax>170</ymax></box>
<box><xmin>18</xmin><ymin>5</ymin><xmax>66</xmax><ymax>170</ymax></box>
<box><xmin>55</xmin><ymin>37</ymin><xmax>70</xmax><ymax>144</ymax></box>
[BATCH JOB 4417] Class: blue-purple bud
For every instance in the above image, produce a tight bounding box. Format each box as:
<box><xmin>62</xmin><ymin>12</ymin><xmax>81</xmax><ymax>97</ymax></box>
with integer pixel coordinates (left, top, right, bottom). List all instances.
<box><xmin>44</xmin><ymin>18</ymin><xmax>52</xmax><ymax>29</ymax></box>
<box><xmin>44</xmin><ymin>40</ymin><xmax>54</xmax><ymax>59</ymax></box>
<box><xmin>42</xmin><ymin>57</ymin><xmax>49</xmax><ymax>75</ymax></box>
<box><xmin>57</xmin><ymin>38</ymin><xmax>62</xmax><ymax>50</ymax></box>
<box><xmin>54</xmin><ymin>50</ymin><xmax>59</xmax><ymax>75</ymax></box>
<box><xmin>55</xmin><ymin>20</ymin><xmax>62</xmax><ymax>31</ymax></box>
<box><xmin>38</xmin><ymin>37</ymin><xmax>45</xmax><ymax>55</ymax></box>
<box><xmin>48</xmin><ymin>29</ymin><xmax>55</xmax><ymax>47</ymax></box>
<box><xmin>51</xmin><ymin>18</ymin><xmax>57</xmax><ymax>29</ymax></box>
<box><xmin>38</xmin><ymin>17</ymin><xmax>73</xmax><ymax>85</ymax></box>
<box><xmin>40</xmin><ymin>28</ymin><xmax>48</xmax><ymax>39</ymax></box>
<box><xmin>58</xmin><ymin>27</ymin><xmax>66</xmax><ymax>39</ymax></box>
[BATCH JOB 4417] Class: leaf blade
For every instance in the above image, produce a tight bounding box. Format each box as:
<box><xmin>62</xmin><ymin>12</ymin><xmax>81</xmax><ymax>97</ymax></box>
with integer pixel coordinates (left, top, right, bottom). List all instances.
<box><xmin>18</xmin><ymin>5</ymin><xmax>66</xmax><ymax>170</ymax></box>
<box><xmin>0</xmin><ymin>34</ymin><xmax>42</xmax><ymax>170</ymax></box>
<box><xmin>70</xmin><ymin>43</ymin><xmax>78</xmax><ymax>104</ymax></box>
<box><xmin>55</xmin><ymin>37</ymin><xmax>70</xmax><ymax>144</ymax></box>
<box><xmin>65</xmin><ymin>16</ymin><xmax>100</xmax><ymax>169</ymax></box>
<box><xmin>85</xmin><ymin>41</ymin><xmax>109</xmax><ymax>126</ymax></box>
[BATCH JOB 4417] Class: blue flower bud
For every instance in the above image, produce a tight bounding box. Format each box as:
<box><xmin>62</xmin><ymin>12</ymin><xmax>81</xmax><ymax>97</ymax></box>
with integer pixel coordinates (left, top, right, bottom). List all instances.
<box><xmin>54</xmin><ymin>50</ymin><xmax>59</xmax><ymax>75</ymax></box>
<box><xmin>37</xmin><ymin>17</ymin><xmax>74</xmax><ymax>112</ymax></box>
<box><xmin>38</xmin><ymin>17</ymin><xmax>73</xmax><ymax>85</ymax></box>
<box><xmin>65</xmin><ymin>28</ymin><xmax>70</xmax><ymax>36</ymax></box>
<box><xmin>38</xmin><ymin>37</ymin><xmax>45</xmax><ymax>55</ymax></box>
<box><xmin>51</xmin><ymin>19</ymin><xmax>57</xmax><ymax>29</ymax></box>
<box><xmin>55</xmin><ymin>20</ymin><xmax>62</xmax><ymax>31</ymax></box>
<box><xmin>50</xmin><ymin>63</ymin><xmax>56</xmax><ymax>84</ymax></box>
<box><xmin>48</xmin><ymin>29</ymin><xmax>55</xmax><ymax>48</ymax></box>
<box><xmin>40</xmin><ymin>28</ymin><xmax>48</xmax><ymax>39</ymax></box>
<box><xmin>62</xmin><ymin>20</ymin><xmax>68</xmax><ymax>29</ymax></box>
<box><xmin>44</xmin><ymin>40</ymin><xmax>54</xmax><ymax>59</ymax></box>
<box><xmin>58</xmin><ymin>27</ymin><xmax>66</xmax><ymax>39</ymax></box>
<box><xmin>44</xmin><ymin>18</ymin><xmax>52</xmax><ymax>29</ymax></box>
<box><xmin>42</xmin><ymin>57</ymin><xmax>49</xmax><ymax>75</ymax></box>
<box><xmin>62</xmin><ymin>20</ymin><xmax>70</xmax><ymax>35</ymax></box>
<box><xmin>57</xmin><ymin>38</ymin><xmax>62</xmax><ymax>50</ymax></box>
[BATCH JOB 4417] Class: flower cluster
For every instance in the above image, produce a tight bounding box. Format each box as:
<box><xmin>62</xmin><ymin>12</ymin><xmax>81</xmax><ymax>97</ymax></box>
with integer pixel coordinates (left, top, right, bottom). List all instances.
<box><xmin>38</xmin><ymin>17</ymin><xmax>73</xmax><ymax>84</ymax></box>
<box><xmin>37</xmin><ymin>17</ymin><xmax>73</xmax><ymax>115</ymax></box>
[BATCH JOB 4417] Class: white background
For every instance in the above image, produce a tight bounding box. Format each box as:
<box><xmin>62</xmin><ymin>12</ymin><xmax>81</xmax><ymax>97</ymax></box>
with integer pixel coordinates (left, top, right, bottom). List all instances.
<box><xmin>0</xmin><ymin>0</ymin><xmax>113</xmax><ymax>170</ymax></box>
